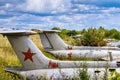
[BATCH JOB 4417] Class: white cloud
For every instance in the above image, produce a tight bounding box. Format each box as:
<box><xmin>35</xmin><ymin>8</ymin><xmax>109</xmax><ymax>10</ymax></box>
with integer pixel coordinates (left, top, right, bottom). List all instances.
<box><xmin>1</xmin><ymin>0</ymin><xmax>120</xmax><ymax>30</ymax></box>
<box><xmin>58</xmin><ymin>15</ymin><xmax>73</xmax><ymax>22</ymax></box>
<box><xmin>0</xmin><ymin>3</ymin><xmax>13</xmax><ymax>15</ymax></box>
<box><xmin>76</xmin><ymin>4</ymin><xmax>98</xmax><ymax>11</ymax></box>
<box><xmin>0</xmin><ymin>10</ymin><xmax>6</xmax><ymax>14</ymax></box>
<box><xmin>101</xmin><ymin>7</ymin><xmax>120</xmax><ymax>13</ymax></box>
<box><xmin>19</xmin><ymin>0</ymin><xmax>71</xmax><ymax>13</ymax></box>
<box><xmin>1</xmin><ymin>13</ymin><xmax>120</xmax><ymax>30</ymax></box>
<box><xmin>1</xmin><ymin>3</ymin><xmax>13</xmax><ymax>9</ymax></box>
<box><xmin>4</xmin><ymin>3</ymin><xmax>12</xmax><ymax>8</ymax></box>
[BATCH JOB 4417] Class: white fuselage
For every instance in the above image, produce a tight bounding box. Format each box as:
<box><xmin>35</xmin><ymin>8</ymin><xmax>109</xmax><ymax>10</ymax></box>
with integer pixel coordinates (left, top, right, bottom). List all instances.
<box><xmin>12</xmin><ymin>68</ymin><xmax>120</xmax><ymax>80</ymax></box>
<box><xmin>49</xmin><ymin>49</ymin><xmax>120</xmax><ymax>60</ymax></box>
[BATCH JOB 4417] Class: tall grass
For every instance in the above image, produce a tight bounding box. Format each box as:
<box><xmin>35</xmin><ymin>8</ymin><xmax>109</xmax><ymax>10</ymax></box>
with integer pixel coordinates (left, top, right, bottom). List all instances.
<box><xmin>0</xmin><ymin>35</ymin><xmax>21</xmax><ymax>80</ymax></box>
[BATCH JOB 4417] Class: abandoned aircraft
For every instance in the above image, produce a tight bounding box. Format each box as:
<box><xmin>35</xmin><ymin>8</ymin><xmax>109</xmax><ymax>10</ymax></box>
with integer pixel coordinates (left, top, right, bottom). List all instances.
<box><xmin>38</xmin><ymin>30</ymin><xmax>120</xmax><ymax>60</ymax></box>
<box><xmin>1</xmin><ymin>30</ymin><xmax>120</xmax><ymax>80</ymax></box>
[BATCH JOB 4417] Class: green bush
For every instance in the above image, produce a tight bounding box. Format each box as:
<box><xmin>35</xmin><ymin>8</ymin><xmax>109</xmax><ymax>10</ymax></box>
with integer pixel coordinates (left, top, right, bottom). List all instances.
<box><xmin>81</xmin><ymin>28</ymin><xmax>106</xmax><ymax>46</ymax></box>
<box><xmin>109</xmin><ymin>71</ymin><xmax>120</xmax><ymax>80</ymax></box>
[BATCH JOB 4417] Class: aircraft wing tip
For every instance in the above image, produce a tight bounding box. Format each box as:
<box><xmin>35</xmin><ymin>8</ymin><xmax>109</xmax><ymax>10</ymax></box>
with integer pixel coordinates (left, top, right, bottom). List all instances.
<box><xmin>0</xmin><ymin>30</ymin><xmax>36</xmax><ymax>35</ymax></box>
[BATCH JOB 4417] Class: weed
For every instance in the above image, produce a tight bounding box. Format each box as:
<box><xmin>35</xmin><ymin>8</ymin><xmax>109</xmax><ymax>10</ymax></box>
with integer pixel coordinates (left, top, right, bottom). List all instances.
<box><xmin>109</xmin><ymin>71</ymin><xmax>120</xmax><ymax>80</ymax></box>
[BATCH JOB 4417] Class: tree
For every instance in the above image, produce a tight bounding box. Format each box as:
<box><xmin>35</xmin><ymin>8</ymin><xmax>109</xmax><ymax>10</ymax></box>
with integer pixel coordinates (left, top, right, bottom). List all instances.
<box><xmin>51</xmin><ymin>27</ymin><xmax>61</xmax><ymax>30</ymax></box>
<box><xmin>112</xmin><ymin>32</ymin><xmax>120</xmax><ymax>40</ymax></box>
<box><xmin>66</xmin><ymin>30</ymin><xmax>78</xmax><ymax>36</ymax></box>
<box><xmin>81</xmin><ymin>28</ymin><xmax>106</xmax><ymax>46</ymax></box>
<box><xmin>105</xmin><ymin>28</ymin><xmax>120</xmax><ymax>40</ymax></box>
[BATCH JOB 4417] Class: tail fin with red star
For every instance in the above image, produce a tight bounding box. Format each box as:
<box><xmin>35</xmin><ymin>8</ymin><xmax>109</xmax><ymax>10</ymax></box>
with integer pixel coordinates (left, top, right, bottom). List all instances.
<box><xmin>0</xmin><ymin>30</ymin><xmax>50</xmax><ymax>70</ymax></box>
<box><xmin>39</xmin><ymin>30</ymin><xmax>68</xmax><ymax>51</ymax></box>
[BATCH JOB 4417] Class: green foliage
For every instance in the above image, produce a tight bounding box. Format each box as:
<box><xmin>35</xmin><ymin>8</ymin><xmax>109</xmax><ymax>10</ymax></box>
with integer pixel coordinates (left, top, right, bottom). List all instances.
<box><xmin>51</xmin><ymin>27</ymin><xmax>61</xmax><ymax>30</ymax></box>
<box><xmin>111</xmin><ymin>32</ymin><xmax>120</xmax><ymax>40</ymax></box>
<box><xmin>52</xmin><ymin>27</ymin><xmax>80</xmax><ymax>38</ymax></box>
<box><xmin>79</xmin><ymin>64</ymin><xmax>90</xmax><ymax>80</ymax></box>
<box><xmin>81</xmin><ymin>27</ymin><xmax>106</xmax><ymax>46</ymax></box>
<box><xmin>59</xmin><ymin>29</ymin><xmax>69</xmax><ymax>39</ymax></box>
<box><xmin>42</xmin><ymin>51</ymin><xmax>58</xmax><ymax>60</ymax></box>
<box><xmin>79</xmin><ymin>69</ymin><xmax>90</xmax><ymax>80</ymax></box>
<box><xmin>0</xmin><ymin>35</ymin><xmax>22</xmax><ymax>80</ymax></box>
<box><xmin>103</xmin><ymin>69</ymin><xmax>109</xmax><ymax>80</ymax></box>
<box><xmin>109</xmin><ymin>71</ymin><xmax>120</xmax><ymax>80</ymax></box>
<box><xmin>51</xmin><ymin>27</ymin><xmax>120</xmax><ymax>46</ymax></box>
<box><xmin>74</xmin><ymin>38</ymin><xmax>82</xmax><ymax>46</ymax></box>
<box><xmin>66</xmin><ymin>30</ymin><xmax>79</xmax><ymax>36</ymax></box>
<box><xmin>105</xmin><ymin>28</ymin><xmax>120</xmax><ymax>40</ymax></box>
<box><xmin>0</xmin><ymin>56</ymin><xmax>22</xmax><ymax>80</ymax></box>
<box><xmin>52</xmin><ymin>28</ymin><xmax>80</xmax><ymax>45</ymax></box>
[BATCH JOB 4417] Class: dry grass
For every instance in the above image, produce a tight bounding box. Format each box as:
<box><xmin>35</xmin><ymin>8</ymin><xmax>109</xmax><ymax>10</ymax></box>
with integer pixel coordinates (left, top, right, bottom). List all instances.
<box><xmin>0</xmin><ymin>34</ymin><xmax>21</xmax><ymax>80</ymax></box>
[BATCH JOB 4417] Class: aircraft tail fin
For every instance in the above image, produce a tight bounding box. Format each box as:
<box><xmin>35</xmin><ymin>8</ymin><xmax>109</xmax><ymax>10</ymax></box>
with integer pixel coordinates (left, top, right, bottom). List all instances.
<box><xmin>0</xmin><ymin>30</ymin><xmax>49</xmax><ymax>70</ymax></box>
<box><xmin>39</xmin><ymin>30</ymin><xmax>68</xmax><ymax>51</ymax></box>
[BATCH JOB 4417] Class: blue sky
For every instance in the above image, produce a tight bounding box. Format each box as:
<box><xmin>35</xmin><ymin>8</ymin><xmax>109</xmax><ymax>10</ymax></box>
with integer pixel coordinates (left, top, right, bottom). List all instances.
<box><xmin>1</xmin><ymin>0</ymin><xmax>120</xmax><ymax>30</ymax></box>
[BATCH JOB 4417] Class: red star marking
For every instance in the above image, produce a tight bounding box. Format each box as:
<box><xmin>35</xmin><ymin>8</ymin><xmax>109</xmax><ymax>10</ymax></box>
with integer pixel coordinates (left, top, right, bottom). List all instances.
<box><xmin>68</xmin><ymin>46</ymin><xmax>72</xmax><ymax>50</ymax></box>
<box><xmin>67</xmin><ymin>53</ymin><xmax>72</xmax><ymax>60</ymax></box>
<box><xmin>22</xmin><ymin>48</ymin><xmax>36</xmax><ymax>62</ymax></box>
<box><xmin>48</xmin><ymin>60</ymin><xmax>58</xmax><ymax>68</ymax></box>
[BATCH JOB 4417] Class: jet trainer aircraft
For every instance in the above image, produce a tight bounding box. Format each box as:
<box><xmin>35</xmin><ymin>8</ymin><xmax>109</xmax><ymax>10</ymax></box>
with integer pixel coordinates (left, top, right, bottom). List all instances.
<box><xmin>1</xmin><ymin>30</ymin><xmax>120</xmax><ymax>80</ymax></box>
<box><xmin>38</xmin><ymin>30</ymin><xmax>120</xmax><ymax>60</ymax></box>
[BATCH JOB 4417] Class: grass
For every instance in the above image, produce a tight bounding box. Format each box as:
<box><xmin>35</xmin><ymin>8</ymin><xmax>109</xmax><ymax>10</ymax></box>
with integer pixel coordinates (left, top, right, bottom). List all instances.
<box><xmin>0</xmin><ymin>35</ymin><xmax>21</xmax><ymax>80</ymax></box>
